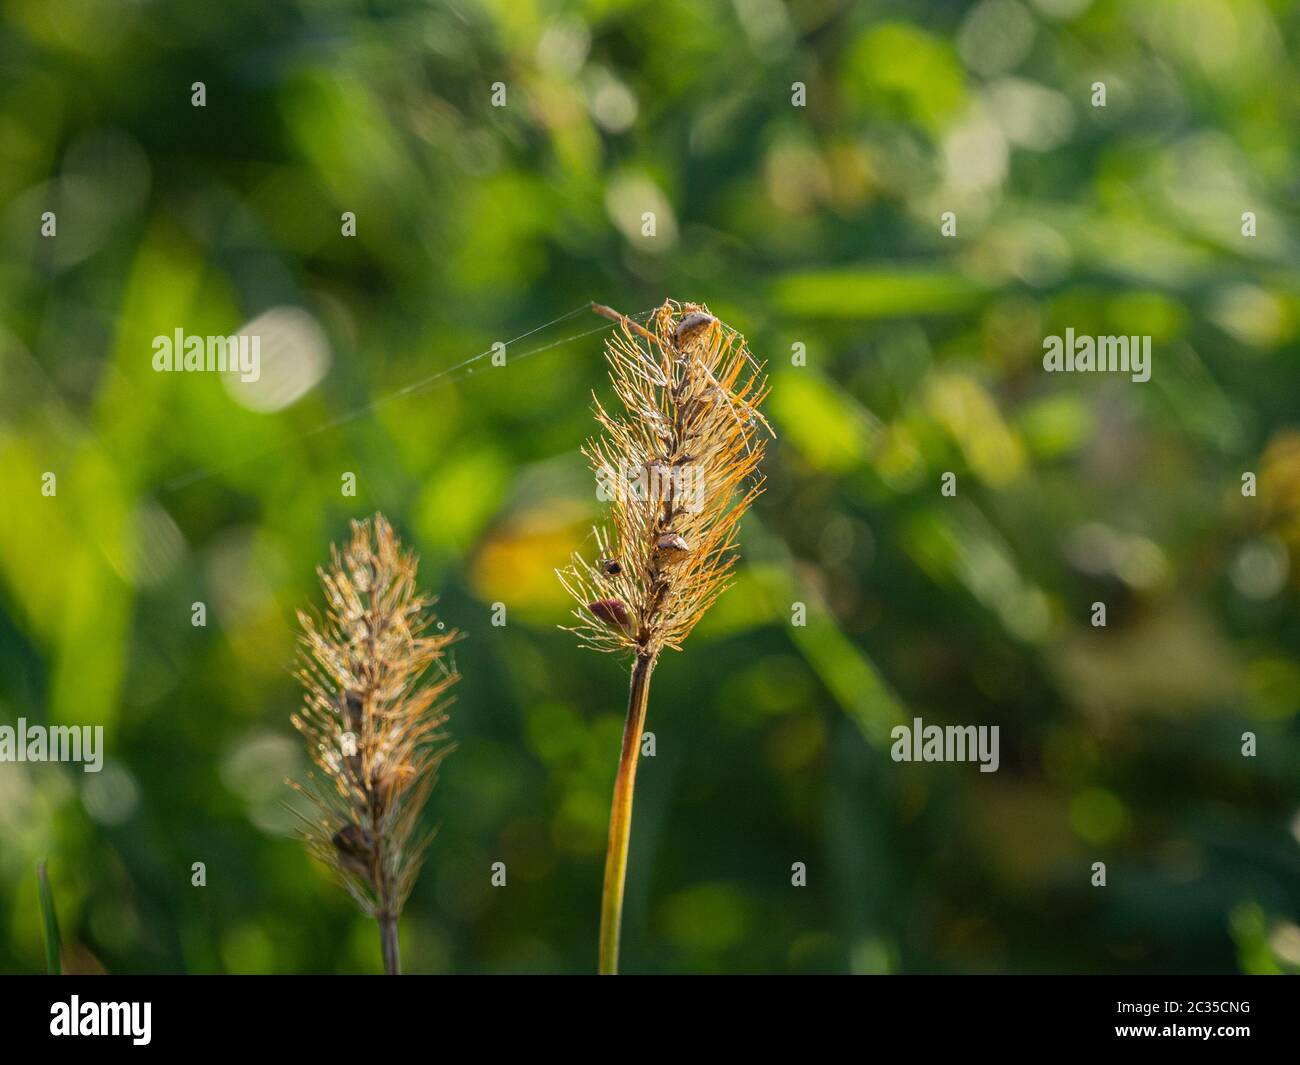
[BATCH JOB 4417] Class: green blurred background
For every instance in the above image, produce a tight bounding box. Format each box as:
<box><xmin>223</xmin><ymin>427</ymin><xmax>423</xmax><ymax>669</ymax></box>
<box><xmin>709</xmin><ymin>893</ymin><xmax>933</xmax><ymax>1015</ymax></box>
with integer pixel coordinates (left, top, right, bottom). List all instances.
<box><xmin>1</xmin><ymin>0</ymin><xmax>1298</xmax><ymax>974</ymax></box>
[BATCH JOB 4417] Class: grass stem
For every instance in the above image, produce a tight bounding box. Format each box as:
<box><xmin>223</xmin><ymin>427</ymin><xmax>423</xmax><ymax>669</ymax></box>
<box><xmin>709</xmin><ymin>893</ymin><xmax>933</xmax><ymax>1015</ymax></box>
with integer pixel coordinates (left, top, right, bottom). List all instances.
<box><xmin>598</xmin><ymin>652</ymin><xmax>655</xmax><ymax>975</ymax></box>
<box><xmin>379</xmin><ymin>913</ymin><xmax>401</xmax><ymax>975</ymax></box>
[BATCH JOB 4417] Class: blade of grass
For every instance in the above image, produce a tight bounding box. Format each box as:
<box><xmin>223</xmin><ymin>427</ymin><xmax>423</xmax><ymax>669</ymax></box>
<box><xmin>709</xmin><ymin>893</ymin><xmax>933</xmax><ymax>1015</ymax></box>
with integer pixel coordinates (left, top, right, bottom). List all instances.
<box><xmin>37</xmin><ymin>860</ymin><xmax>61</xmax><ymax>975</ymax></box>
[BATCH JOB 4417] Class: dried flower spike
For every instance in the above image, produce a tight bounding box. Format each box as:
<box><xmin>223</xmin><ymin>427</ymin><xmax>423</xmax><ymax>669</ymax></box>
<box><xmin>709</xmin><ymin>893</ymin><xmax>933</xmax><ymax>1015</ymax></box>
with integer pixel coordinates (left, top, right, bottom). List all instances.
<box><xmin>289</xmin><ymin>513</ymin><xmax>458</xmax><ymax>975</ymax></box>
<box><xmin>561</xmin><ymin>300</ymin><xmax>771</xmax><ymax>974</ymax></box>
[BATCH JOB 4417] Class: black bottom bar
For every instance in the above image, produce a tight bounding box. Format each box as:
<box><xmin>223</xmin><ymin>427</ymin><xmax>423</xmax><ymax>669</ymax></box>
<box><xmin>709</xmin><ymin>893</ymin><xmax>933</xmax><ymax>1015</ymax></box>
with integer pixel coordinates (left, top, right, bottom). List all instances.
<box><xmin>0</xmin><ymin>974</ymin><xmax>1290</xmax><ymax>1052</ymax></box>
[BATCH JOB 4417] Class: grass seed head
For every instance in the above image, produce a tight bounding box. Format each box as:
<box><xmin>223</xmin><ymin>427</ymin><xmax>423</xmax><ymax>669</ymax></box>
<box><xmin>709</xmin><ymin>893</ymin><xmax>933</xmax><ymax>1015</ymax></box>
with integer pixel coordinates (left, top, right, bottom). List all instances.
<box><xmin>559</xmin><ymin>299</ymin><xmax>772</xmax><ymax>658</ymax></box>
<box><xmin>290</xmin><ymin>513</ymin><xmax>458</xmax><ymax>921</ymax></box>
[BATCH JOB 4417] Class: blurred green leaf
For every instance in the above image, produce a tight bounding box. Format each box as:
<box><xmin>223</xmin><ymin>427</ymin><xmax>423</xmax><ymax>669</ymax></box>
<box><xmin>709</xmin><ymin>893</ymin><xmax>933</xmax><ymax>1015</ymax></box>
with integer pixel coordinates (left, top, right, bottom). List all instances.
<box><xmin>772</xmin><ymin>269</ymin><xmax>989</xmax><ymax>319</ymax></box>
<box><xmin>37</xmin><ymin>861</ymin><xmax>60</xmax><ymax>976</ymax></box>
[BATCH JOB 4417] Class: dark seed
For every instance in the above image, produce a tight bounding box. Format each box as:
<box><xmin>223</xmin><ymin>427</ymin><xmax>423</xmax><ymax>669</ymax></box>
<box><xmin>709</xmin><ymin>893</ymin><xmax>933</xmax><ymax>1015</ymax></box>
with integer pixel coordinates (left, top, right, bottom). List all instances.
<box><xmin>333</xmin><ymin>823</ymin><xmax>373</xmax><ymax>856</ymax></box>
<box><xmin>332</xmin><ymin>823</ymin><xmax>375</xmax><ymax>879</ymax></box>
<box><xmin>587</xmin><ymin>598</ymin><xmax>632</xmax><ymax>632</ymax></box>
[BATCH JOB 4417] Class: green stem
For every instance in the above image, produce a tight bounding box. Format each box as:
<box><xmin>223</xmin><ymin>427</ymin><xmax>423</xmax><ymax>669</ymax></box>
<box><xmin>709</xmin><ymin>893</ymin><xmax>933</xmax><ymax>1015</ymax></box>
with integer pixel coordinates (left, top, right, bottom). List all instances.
<box><xmin>599</xmin><ymin>652</ymin><xmax>655</xmax><ymax>975</ymax></box>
